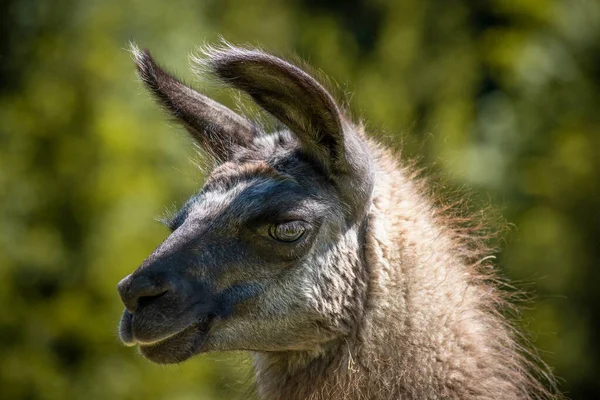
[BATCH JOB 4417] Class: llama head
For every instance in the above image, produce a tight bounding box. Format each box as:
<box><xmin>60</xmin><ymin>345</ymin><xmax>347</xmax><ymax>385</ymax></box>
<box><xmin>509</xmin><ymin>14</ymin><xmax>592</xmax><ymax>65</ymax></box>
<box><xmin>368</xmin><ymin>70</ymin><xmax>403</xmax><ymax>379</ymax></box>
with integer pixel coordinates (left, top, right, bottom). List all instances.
<box><xmin>117</xmin><ymin>45</ymin><xmax>374</xmax><ymax>364</ymax></box>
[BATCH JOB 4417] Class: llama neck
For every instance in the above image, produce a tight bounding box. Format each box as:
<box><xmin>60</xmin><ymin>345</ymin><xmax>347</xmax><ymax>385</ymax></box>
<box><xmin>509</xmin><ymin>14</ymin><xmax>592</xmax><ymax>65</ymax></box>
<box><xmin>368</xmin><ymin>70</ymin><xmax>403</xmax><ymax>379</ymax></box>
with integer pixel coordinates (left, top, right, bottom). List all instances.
<box><xmin>252</xmin><ymin>145</ymin><xmax>542</xmax><ymax>400</ymax></box>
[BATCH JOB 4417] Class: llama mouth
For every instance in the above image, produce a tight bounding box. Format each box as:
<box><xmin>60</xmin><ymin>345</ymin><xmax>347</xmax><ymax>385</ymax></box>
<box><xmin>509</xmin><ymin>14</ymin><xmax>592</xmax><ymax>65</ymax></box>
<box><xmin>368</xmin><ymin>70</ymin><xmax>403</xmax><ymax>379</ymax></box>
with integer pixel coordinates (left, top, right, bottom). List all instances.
<box><xmin>138</xmin><ymin>315</ymin><xmax>215</xmax><ymax>364</ymax></box>
<box><xmin>119</xmin><ymin>311</ymin><xmax>216</xmax><ymax>363</ymax></box>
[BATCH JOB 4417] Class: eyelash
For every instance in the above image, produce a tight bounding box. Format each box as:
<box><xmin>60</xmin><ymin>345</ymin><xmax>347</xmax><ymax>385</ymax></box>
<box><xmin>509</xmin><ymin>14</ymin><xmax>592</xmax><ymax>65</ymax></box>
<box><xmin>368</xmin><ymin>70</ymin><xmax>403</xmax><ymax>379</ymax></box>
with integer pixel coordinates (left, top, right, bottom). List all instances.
<box><xmin>268</xmin><ymin>221</ymin><xmax>307</xmax><ymax>242</ymax></box>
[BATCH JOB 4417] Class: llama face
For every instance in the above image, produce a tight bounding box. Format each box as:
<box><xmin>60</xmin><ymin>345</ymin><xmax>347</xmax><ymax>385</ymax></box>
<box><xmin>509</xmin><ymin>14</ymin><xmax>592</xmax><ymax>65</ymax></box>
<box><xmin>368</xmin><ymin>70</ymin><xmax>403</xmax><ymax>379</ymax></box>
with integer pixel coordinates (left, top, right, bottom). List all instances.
<box><xmin>117</xmin><ymin>45</ymin><xmax>373</xmax><ymax>364</ymax></box>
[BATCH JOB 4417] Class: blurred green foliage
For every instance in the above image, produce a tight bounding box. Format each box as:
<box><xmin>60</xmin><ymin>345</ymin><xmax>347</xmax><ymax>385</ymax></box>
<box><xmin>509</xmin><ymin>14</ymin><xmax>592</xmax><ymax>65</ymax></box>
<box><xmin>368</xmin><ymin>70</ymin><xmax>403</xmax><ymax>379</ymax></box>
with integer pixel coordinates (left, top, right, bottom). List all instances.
<box><xmin>1</xmin><ymin>0</ymin><xmax>599</xmax><ymax>399</ymax></box>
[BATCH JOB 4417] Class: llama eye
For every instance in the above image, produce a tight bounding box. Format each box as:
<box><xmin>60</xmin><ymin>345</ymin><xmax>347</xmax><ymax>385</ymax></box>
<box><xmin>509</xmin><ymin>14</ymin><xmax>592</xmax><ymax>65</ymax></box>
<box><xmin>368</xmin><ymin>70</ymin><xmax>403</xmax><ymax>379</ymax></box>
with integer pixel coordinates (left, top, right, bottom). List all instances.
<box><xmin>268</xmin><ymin>221</ymin><xmax>306</xmax><ymax>242</ymax></box>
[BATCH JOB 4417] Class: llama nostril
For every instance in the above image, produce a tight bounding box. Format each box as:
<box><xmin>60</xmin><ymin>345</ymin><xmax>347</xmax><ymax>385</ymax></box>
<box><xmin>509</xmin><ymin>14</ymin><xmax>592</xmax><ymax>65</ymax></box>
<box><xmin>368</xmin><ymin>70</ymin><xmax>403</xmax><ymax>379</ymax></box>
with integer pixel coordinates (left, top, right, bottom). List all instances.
<box><xmin>117</xmin><ymin>274</ymin><xmax>171</xmax><ymax>313</ymax></box>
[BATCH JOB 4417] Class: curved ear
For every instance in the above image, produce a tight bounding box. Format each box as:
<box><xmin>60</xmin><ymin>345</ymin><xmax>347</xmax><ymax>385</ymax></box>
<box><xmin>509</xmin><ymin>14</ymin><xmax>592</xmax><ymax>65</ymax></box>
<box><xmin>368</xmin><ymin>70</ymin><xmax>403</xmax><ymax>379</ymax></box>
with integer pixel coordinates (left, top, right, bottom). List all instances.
<box><xmin>200</xmin><ymin>47</ymin><xmax>348</xmax><ymax>175</ymax></box>
<box><xmin>131</xmin><ymin>45</ymin><xmax>256</xmax><ymax>161</ymax></box>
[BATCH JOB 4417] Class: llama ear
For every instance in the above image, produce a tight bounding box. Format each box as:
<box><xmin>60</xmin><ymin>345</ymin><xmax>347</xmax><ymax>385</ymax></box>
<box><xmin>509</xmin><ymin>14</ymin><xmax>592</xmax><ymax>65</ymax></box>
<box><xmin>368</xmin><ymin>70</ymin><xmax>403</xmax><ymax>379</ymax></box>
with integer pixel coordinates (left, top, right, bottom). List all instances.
<box><xmin>131</xmin><ymin>45</ymin><xmax>256</xmax><ymax>161</ymax></box>
<box><xmin>200</xmin><ymin>47</ymin><xmax>348</xmax><ymax>175</ymax></box>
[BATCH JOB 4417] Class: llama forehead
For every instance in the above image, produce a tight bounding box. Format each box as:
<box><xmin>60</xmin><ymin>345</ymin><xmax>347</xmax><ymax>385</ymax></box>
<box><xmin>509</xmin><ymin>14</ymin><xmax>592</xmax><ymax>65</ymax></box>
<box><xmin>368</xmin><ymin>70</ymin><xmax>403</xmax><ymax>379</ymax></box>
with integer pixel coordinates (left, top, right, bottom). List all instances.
<box><xmin>174</xmin><ymin>168</ymin><xmax>326</xmax><ymax>231</ymax></box>
<box><xmin>187</xmin><ymin>177</ymin><xmax>286</xmax><ymax>221</ymax></box>
<box><xmin>173</xmin><ymin>130</ymin><xmax>344</xmax><ymax>228</ymax></box>
<box><xmin>204</xmin><ymin>160</ymin><xmax>297</xmax><ymax>191</ymax></box>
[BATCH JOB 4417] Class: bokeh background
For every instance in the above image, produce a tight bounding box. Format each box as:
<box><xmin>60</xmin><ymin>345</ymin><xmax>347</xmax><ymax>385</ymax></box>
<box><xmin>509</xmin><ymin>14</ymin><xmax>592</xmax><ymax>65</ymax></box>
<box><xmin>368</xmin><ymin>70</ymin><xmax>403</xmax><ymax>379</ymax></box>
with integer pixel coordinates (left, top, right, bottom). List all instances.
<box><xmin>1</xmin><ymin>0</ymin><xmax>599</xmax><ymax>399</ymax></box>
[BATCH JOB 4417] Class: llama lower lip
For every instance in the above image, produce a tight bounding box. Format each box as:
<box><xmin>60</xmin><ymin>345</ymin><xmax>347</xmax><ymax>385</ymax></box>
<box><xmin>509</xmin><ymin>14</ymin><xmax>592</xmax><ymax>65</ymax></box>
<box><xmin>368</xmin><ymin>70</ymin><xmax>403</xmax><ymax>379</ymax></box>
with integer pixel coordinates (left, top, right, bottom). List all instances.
<box><xmin>118</xmin><ymin>305</ymin><xmax>215</xmax><ymax>351</ymax></box>
<box><xmin>137</xmin><ymin>315</ymin><xmax>215</xmax><ymax>364</ymax></box>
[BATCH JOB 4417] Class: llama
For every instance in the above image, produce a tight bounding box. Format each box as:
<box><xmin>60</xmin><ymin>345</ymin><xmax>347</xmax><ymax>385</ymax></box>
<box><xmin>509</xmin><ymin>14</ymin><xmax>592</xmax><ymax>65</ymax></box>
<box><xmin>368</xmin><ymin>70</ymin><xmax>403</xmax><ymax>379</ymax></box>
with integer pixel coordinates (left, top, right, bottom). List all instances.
<box><xmin>116</xmin><ymin>43</ymin><xmax>559</xmax><ymax>400</ymax></box>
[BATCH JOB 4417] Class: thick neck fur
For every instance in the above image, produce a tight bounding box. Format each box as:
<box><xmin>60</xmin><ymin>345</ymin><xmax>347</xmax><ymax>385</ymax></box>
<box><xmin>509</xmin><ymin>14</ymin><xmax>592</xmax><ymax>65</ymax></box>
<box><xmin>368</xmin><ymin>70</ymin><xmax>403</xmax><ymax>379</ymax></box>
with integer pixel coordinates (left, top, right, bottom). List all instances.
<box><xmin>251</xmin><ymin>140</ymin><xmax>554</xmax><ymax>400</ymax></box>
